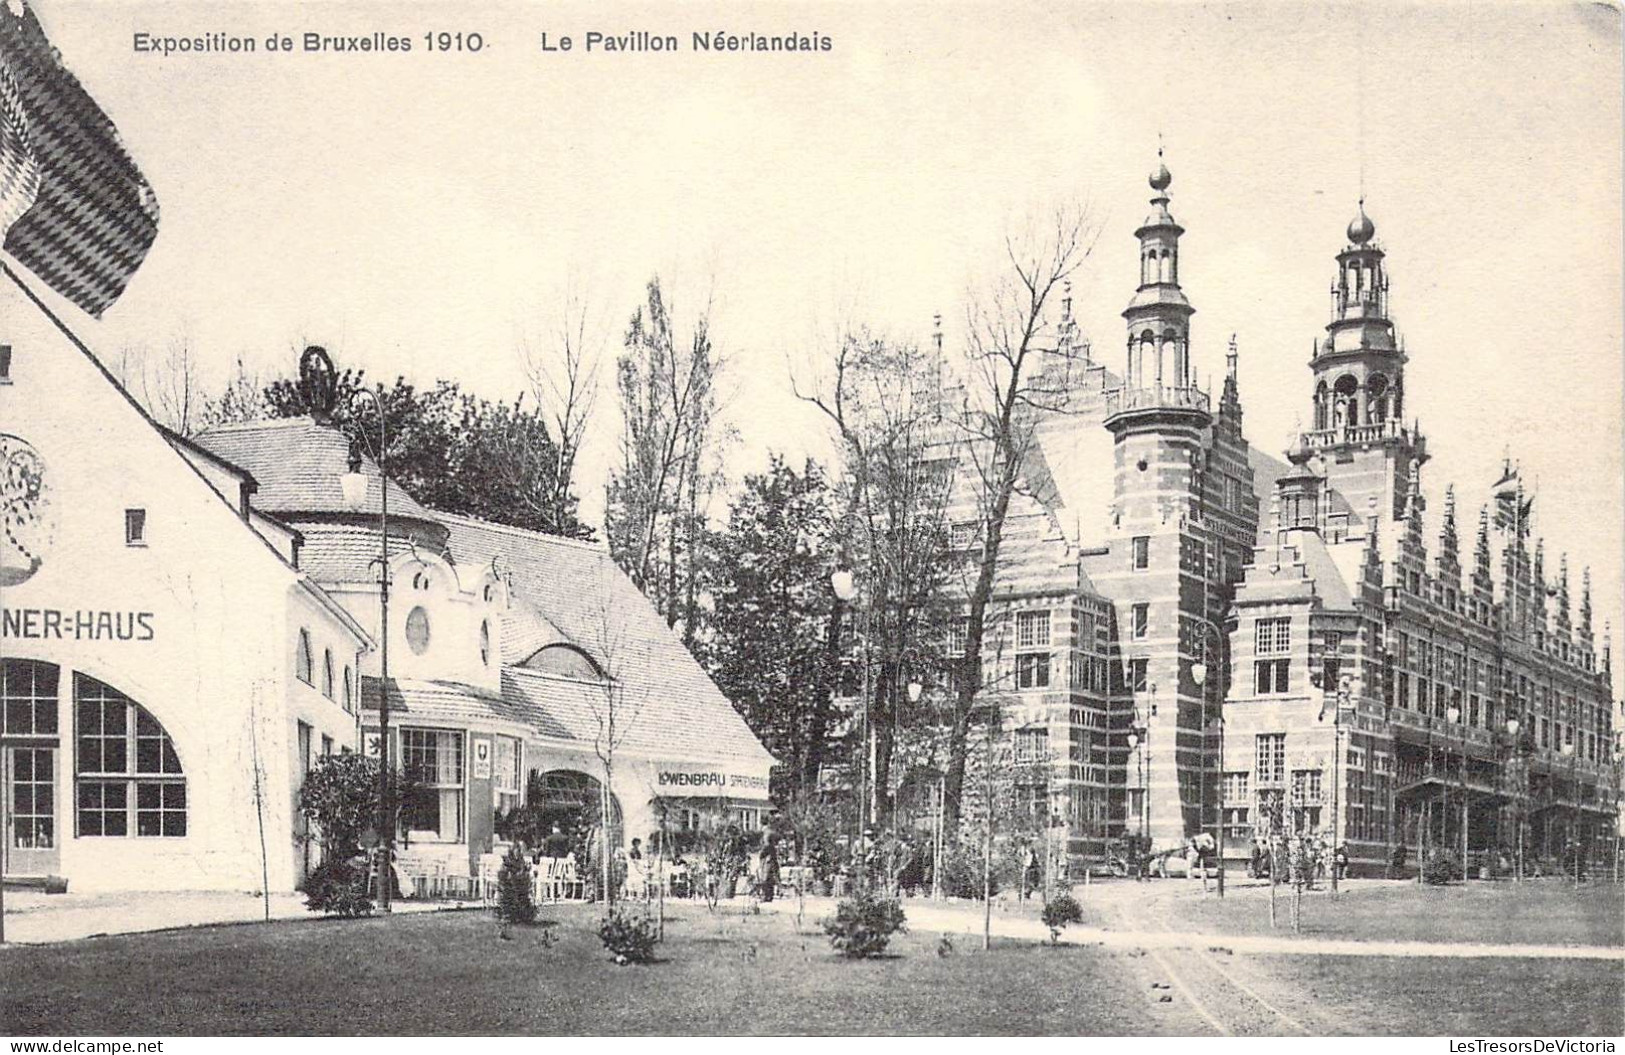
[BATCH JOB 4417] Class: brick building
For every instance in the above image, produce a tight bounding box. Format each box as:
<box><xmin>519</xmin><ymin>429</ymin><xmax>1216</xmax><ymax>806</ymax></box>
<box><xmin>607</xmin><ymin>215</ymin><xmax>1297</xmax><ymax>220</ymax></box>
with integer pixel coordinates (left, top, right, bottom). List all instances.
<box><xmin>929</xmin><ymin>163</ymin><xmax>1620</xmax><ymax>875</ymax></box>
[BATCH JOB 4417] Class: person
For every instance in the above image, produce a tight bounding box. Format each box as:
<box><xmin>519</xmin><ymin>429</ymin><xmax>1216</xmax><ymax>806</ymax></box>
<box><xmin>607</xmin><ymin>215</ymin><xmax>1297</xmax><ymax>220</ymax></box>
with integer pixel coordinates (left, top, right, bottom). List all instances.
<box><xmin>543</xmin><ymin>824</ymin><xmax>570</xmax><ymax>859</ymax></box>
<box><xmin>1335</xmin><ymin>843</ymin><xmax>1350</xmax><ymax>881</ymax></box>
<box><xmin>629</xmin><ymin>837</ymin><xmax>643</xmax><ymax>862</ymax></box>
<box><xmin>1022</xmin><ymin>842</ymin><xmax>1040</xmax><ymax>899</ymax></box>
<box><xmin>759</xmin><ymin>834</ymin><xmax>780</xmax><ymax>903</ymax></box>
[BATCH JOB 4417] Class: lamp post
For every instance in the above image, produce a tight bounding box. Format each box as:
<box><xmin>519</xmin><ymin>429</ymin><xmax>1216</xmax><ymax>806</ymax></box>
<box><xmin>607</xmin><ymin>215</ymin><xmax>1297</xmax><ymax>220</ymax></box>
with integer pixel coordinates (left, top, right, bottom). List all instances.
<box><xmin>1189</xmin><ymin>615</ymin><xmax>1230</xmax><ymax>899</ymax></box>
<box><xmin>1562</xmin><ymin>740</ymin><xmax>1578</xmax><ymax>886</ymax></box>
<box><xmin>341</xmin><ymin>387</ymin><xmax>392</xmax><ymax>913</ymax></box>
<box><xmin>1127</xmin><ymin>726</ymin><xmax>1146</xmax><ymax>876</ymax></box>
<box><xmin>1505</xmin><ymin>717</ymin><xmax>1524</xmax><ymax>883</ymax></box>
<box><xmin>1447</xmin><ymin>703</ymin><xmax>1466</xmax><ymax>882</ymax></box>
<box><xmin>830</xmin><ymin>568</ymin><xmax>870</xmax><ymax>884</ymax></box>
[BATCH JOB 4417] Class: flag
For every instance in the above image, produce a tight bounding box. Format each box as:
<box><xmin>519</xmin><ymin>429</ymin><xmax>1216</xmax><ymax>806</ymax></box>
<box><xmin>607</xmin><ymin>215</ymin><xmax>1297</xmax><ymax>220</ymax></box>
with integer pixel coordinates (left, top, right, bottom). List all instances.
<box><xmin>0</xmin><ymin>53</ymin><xmax>38</xmax><ymax>236</ymax></box>
<box><xmin>0</xmin><ymin>1</ymin><xmax>159</xmax><ymax>316</ymax></box>
<box><xmin>1492</xmin><ymin>462</ymin><xmax>1531</xmax><ymax>537</ymax></box>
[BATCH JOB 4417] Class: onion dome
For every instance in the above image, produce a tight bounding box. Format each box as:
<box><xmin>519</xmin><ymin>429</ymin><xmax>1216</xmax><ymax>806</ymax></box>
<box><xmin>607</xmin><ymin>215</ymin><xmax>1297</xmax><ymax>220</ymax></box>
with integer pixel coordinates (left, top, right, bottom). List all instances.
<box><xmin>1149</xmin><ymin>163</ymin><xmax>1172</xmax><ymax>192</ymax></box>
<box><xmin>1347</xmin><ymin>202</ymin><xmax>1375</xmax><ymax>245</ymax></box>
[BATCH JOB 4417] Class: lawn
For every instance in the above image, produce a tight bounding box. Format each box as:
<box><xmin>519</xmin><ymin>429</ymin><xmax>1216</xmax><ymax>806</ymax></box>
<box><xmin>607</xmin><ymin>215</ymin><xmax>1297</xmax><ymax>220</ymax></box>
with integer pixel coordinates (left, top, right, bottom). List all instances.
<box><xmin>0</xmin><ymin>903</ymin><xmax>1208</xmax><ymax>1036</ymax></box>
<box><xmin>1150</xmin><ymin>878</ymin><xmax>1625</xmax><ymax>947</ymax></box>
<box><xmin>1263</xmin><ymin>954</ymin><xmax>1625</xmax><ymax>1037</ymax></box>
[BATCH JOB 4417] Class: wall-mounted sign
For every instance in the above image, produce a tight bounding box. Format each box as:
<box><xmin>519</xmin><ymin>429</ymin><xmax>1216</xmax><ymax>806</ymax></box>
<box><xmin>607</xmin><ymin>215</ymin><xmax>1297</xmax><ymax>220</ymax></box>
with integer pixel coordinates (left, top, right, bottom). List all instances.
<box><xmin>2</xmin><ymin>607</ymin><xmax>155</xmax><ymax>641</ymax></box>
<box><xmin>472</xmin><ymin>737</ymin><xmax>492</xmax><ymax>780</ymax></box>
<box><xmin>364</xmin><ymin>731</ymin><xmax>383</xmax><ymax>758</ymax></box>
<box><xmin>654</xmin><ymin>767</ymin><xmax>770</xmax><ymax>800</ymax></box>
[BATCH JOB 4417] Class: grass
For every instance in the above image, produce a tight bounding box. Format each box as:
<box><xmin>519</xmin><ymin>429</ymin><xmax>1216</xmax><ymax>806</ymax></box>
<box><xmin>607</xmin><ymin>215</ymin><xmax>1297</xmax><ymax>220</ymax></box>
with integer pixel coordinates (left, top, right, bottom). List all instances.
<box><xmin>0</xmin><ymin>903</ymin><xmax>1208</xmax><ymax>1036</ymax></box>
<box><xmin>1152</xmin><ymin>878</ymin><xmax>1625</xmax><ymax>947</ymax></box>
<box><xmin>1272</xmin><ymin>954</ymin><xmax>1625</xmax><ymax>1037</ymax></box>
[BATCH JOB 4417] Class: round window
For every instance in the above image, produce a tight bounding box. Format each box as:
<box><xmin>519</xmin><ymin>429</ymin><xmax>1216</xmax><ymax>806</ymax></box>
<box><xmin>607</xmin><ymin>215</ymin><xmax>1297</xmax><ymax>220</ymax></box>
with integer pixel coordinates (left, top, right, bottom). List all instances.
<box><xmin>405</xmin><ymin>606</ymin><xmax>431</xmax><ymax>655</ymax></box>
<box><xmin>479</xmin><ymin>619</ymin><xmax>491</xmax><ymax>666</ymax></box>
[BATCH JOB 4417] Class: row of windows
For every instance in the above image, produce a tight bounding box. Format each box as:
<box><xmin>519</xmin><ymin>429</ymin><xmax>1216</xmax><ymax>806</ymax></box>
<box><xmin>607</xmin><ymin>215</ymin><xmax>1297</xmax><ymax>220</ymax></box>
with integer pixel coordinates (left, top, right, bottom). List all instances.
<box><xmin>296</xmin><ymin>629</ymin><xmax>355</xmax><ymax>713</ymax></box>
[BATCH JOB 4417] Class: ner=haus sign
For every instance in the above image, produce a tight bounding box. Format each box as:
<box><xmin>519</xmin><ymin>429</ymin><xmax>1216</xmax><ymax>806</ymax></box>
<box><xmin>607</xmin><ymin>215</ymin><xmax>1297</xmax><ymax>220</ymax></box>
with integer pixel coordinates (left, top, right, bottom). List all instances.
<box><xmin>2</xmin><ymin>606</ymin><xmax>156</xmax><ymax>641</ymax></box>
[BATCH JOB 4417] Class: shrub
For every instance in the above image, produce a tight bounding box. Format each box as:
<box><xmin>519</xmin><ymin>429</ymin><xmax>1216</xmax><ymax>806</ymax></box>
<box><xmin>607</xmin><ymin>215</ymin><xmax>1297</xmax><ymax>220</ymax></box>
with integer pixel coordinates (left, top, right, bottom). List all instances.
<box><xmin>598</xmin><ymin>906</ymin><xmax>659</xmax><ymax>964</ymax></box>
<box><xmin>937</xmin><ymin>841</ymin><xmax>998</xmax><ymax>900</ymax></box>
<box><xmin>1041</xmin><ymin>893</ymin><xmax>1084</xmax><ymax>944</ymax></box>
<box><xmin>304</xmin><ymin>857</ymin><xmax>373</xmax><ymax>917</ymax></box>
<box><xmin>1422</xmin><ymin>852</ymin><xmax>1461</xmax><ymax>885</ymax></box>
<box><xmin>495</xmin><ymin>844</ymin><xmax>537</xmax><ymax>925</ymax></box>
<box><xmin>822</xmin><ymin>891</ymin><xmax>907</xmax><ymax>958</ymax></box>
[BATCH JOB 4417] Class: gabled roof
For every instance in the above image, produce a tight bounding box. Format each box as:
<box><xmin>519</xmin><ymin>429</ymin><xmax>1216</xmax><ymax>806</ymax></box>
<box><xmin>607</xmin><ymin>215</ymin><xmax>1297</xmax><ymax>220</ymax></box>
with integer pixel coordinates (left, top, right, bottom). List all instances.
<box><xmin>193</xmin><ymin>416</ymin><xmax>440</xmax><ymax>522</ymax></box>
<box><xmin>438</xmin><ymin>512</ymin><xmax>775</xmax><ymax>768</ymax></box>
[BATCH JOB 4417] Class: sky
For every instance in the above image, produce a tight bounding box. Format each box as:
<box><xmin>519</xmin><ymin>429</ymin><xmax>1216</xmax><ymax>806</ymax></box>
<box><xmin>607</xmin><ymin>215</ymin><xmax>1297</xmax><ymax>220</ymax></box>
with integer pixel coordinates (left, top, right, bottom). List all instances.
<box><xmin>19</xmin><ymin>1</ymin><xmax>1625</xmax><ymax>692</ymax></box>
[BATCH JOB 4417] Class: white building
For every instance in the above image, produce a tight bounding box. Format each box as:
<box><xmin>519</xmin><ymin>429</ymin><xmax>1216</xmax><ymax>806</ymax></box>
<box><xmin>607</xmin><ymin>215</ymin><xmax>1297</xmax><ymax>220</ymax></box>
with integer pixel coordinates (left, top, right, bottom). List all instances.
<box><xmin>0</xmin><ymin>265</ymin><xmax>774</xmax><ymax>895</ymax></box>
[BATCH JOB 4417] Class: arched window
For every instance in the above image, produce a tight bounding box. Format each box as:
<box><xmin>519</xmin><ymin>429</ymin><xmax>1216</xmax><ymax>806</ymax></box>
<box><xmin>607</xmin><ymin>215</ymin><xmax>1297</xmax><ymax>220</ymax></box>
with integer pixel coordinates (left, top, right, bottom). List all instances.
<box><xmin>1333</xmin><ymin>374</ymin><xmax>1359</xmax><ymax>427</ymax></box>
<box><xmin>1314</xmin><ymin>381</ymin><xmax>1329</xmax><ymax>430</ymax></box>
<box><xmin>296</xmin><ymin>629</ymin><xmax>314</xmax><ymax>685</ymax></box>
<box><xmin>479</xmin><ymin>619</ymin><xmax>492</xmax><ymax>667</ymax></box>
<box><xmin>519</xmin><ymin>643</ymin><xmax>606</xmax><ymax>680</ymax></box>
<box><xmin>1160</xmin><ymin>248</ymin><xmax>1171</xmax><ymax>284</ymax></box>
<box><xmin>1367</xmin><ymin>374</ymin><xmax>1389</xmax><ymax>422</ymax></box>
<box><xmin>322</xmin><ymin>649</ymin><xmax>335</xmax><ymax>700</ymax></box>
<box><xmin>74</xmin><ymin>673</ymin><xmax>185</xmax><ymax>837</ymax></box>
<box><xmin>342</xmin><ymin>666</ymin><xmax>354</xmax><ymax>714</ymax></box>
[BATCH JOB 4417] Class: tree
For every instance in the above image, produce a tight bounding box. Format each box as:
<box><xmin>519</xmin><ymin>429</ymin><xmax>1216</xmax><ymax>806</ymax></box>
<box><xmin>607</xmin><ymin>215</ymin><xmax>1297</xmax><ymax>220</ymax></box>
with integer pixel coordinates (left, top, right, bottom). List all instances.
<box><xmin>259</xmin><ymin>367</ymin><xmax>594</xmax><ymax>539</ymax></box>
<box><xmin>795</xmin><ymin>328</ymin><xmax>957</xmax><ymax>826</ymax></box>
<box><xmin>521</xmin><ymin>284</ymin><xmax>603</xmax><ymax>540</ymax></box>
<box><xmin>114</xmin><ymin>335</ymin><xmax>208</xmax><ymax>436</ymax></box>
<box><xmin>942</xmin><ymin>203</ymin><xmax>1096</xmax><ymax>830</ymax></box>
<box><xmin>708</xmin><ymin>455</ymin><xmax>841</xmax><ymax>800</ymax></box>
<box><xmin>605</xmin><ymin>276</ymin><xmax>728</xmax><ymax>644</ymax></box>
<box><xmin>581</xmin><ymin>552</ymin><xmax>645</xmax><ymax>905</ymax></box>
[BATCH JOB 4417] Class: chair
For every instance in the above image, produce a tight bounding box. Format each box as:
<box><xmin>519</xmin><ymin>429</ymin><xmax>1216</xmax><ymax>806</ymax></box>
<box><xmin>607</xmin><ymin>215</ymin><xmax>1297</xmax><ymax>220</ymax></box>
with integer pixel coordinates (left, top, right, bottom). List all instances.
<box><xmin>532</xmin><ymin>857</ymin><xmax>560</xmax><ymax>903</ymax></box>
<box><xmin>478</xmin><ymin>853</ymin><xmax>504</xmax><ymax>905</ymax></box>
<box><xmin>558</xmin><ymin>856</ymin><xmax>584</xmax><ymax>901</ymax></box>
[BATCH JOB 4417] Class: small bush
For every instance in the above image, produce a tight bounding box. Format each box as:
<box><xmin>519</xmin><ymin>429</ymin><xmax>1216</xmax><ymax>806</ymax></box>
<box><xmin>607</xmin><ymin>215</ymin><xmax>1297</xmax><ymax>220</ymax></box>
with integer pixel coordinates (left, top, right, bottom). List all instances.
<box><xmin>1422</xmin><ymin>852</ymin><xmax>1461</xmax><ymax>885</ymax></box>
<box><xmin>822</xmin><ymin>891</ymin><xmax>907</xmax><ymax>959</ymax></box>
<box><xmin>1041</xmin><ymin>893</ymin><xmax>1084</xmax><ymax>944</ymax></box>
<box><xmin>495</xmin><ymin>845</ymin><xmax>537</xmax><ymax>926</ymax></box>
<box><xmin>938</xmin><ymin>842</ymin><xmax>998</xmax><ymax>900</ymax></box>
<box><xmin>304</xmin><ymin>857</ymin><xmax>373</xmax><ymax>917</ymax></box>
<box><xmin>598</xmin><ymin>906</ymin><xmax>659</xmax><ymax>964</ymax></box>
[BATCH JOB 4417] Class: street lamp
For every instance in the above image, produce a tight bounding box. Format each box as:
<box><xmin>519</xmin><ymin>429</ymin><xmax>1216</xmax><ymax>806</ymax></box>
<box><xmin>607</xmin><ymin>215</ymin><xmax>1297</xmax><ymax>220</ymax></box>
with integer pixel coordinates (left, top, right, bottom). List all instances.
<box><xmin>1505</xmin><ymin>717</ymin><xmax>1524</xmax><ymax>883</ymax></box>
<box><xmin>342</xmin><ymin>385</ymin><xmax>392</xmax><ymax>913</ymax></box>
<box><xmin>830</xmin><ymin>567</ymin><xmax>871</xmax><ymax>879</ymax></box>
<box><xmin>1189</xmin><ymin>624</ymin><xmax>1229</xmax><ymax>898</ymax></box>
<box><xmin>1127</xmin><ymin>727</ymin><xmax>1146</xmax><ymax>865</ymax></box>
<box><xmin>1447</xmin><ymin>703</ymin><xmax>1466</xmax><ymax>882</ymax></box>
<box><xmin>1562</xmin><ymin>739</ymin><xmax>1578</xmax><ymax>885</ymax></box>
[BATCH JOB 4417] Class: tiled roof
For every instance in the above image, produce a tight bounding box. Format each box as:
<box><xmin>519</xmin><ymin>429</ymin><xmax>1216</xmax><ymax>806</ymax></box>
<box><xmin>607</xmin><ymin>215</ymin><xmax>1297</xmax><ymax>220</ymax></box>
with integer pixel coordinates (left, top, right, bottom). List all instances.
<box><xmin>193</xmin><ymin>416</ymin><xmax>440</xmax><ymax>523</ymax></box>
<box><xmin>361</xmin><ymin>676</ymin><xmax>533</xmax><ymax>728</ymax></box>
<box><xmin>438</xmin><ymin>513</ymin><xmax>775</xmax><ymax>767</ymax></box>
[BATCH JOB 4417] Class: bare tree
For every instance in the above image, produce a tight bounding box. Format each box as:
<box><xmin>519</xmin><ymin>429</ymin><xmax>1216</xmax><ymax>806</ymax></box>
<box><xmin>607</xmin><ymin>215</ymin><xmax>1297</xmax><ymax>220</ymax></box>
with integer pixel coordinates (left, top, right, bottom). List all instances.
<box><xmin>583</xmin><ymin>553</ymin><xmax>645</xmax><ymax>905</ymax></box>
<box><xmin>943</xmin><ymin>202</ymin><xmax>1097</xmax><ymax>830</ymax></box>
<box><xmin>520</xmin><ymin>282</ymin><xmax>604</xmax><ymax>536</ymax></box>
<box><xmin>114</xmin><ymin>333</ymin><xmax>210</xmax><ymax>436</ymax></box>
<box><xmin>201</xmin><ymin>357</ymin><xmax>267</xmax><ymax>428</ymax></box>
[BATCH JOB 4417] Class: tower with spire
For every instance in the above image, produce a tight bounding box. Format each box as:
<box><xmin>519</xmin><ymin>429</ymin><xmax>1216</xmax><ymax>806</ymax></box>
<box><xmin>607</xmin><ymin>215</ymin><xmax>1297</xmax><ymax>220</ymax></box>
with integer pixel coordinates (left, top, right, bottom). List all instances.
<box><xmin>1296</xmin><ymin>203</ymin><xmax>1428</xmax><ymax>521</ymax></box>
<box><xmin>1088</xmin><ymin>155</ymin><xmax>1257</xmax><ymax>851</ymax></box>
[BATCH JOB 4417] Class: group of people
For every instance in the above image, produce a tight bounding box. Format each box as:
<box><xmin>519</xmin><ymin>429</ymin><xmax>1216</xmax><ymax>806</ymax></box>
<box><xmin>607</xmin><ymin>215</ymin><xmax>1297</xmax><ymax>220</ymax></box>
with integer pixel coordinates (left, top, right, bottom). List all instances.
<box><xmin>1248</xmin><ymin>833</ymin><xmax>1351</xmax><ymax>882</ymax></box>
<box><xmin>617</xmin><ymin>833</ymin><xmax>785</xmax><ymax>902</ymax></box>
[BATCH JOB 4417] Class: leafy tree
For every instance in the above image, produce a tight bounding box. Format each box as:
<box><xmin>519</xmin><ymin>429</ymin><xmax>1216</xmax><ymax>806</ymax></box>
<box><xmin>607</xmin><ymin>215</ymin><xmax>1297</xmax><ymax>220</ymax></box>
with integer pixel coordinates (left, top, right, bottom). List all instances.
<box><xmin>707</xmin><ymin>455</ymin><xmax>841</xmax><ymax>800</ymax></box>
<box><xmin>605</xmin><ymin>276</ymin><xmax>727</xmax><ymax>643</ymax></box>
<box><xmin>258</xmin><ymin>367</ymin><xmax>594</xmax><ymax>539</ymax></box>
<box><xmin>795</xmin><ymin>330</ymin><xmax>957</xmax><ymax>825</ymax></box>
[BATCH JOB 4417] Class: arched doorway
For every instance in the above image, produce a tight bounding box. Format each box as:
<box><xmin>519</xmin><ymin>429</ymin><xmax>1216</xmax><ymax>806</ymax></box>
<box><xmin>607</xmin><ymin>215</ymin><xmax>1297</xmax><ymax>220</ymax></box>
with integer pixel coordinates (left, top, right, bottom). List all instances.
<box><xmin>522</xmin><ymin>768</ymin><xmax>622</xmax><ymax>853</ymax></box>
